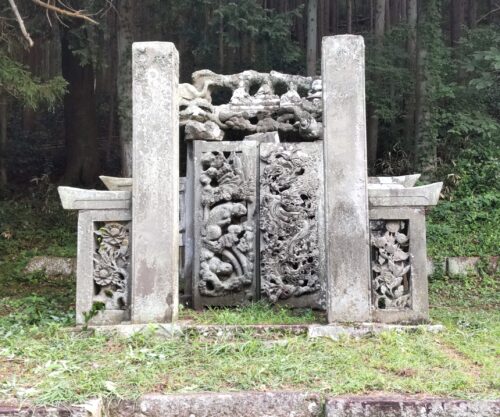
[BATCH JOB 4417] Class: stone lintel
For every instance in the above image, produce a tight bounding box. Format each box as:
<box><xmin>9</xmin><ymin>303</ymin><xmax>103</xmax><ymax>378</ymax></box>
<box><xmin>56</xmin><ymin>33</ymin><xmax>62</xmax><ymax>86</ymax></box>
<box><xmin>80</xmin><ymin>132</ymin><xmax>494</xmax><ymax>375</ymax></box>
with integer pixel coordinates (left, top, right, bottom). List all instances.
<box><xmin>322</xmin><ymin>35</ymin><xmax>371</xmax><ymax>323</ymax></box>
<box><xmin>131</xmin><ymin>42</ymin><xmax>179</xmax><ymax>323</ymax></box>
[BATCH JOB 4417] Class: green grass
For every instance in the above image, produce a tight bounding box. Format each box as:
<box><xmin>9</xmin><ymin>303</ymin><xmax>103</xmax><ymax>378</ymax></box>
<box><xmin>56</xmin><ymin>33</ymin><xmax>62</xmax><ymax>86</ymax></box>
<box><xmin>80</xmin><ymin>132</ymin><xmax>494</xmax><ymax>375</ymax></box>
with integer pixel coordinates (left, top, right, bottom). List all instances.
<box><xmin>178</xmin><ymin>302</ymin><xmax>323</xmax><ymax>325</ymax></box>
<box><xmin>0</xmin><ymin>193</ymin><xmax>499</xmax><ymax>405</ymax></box>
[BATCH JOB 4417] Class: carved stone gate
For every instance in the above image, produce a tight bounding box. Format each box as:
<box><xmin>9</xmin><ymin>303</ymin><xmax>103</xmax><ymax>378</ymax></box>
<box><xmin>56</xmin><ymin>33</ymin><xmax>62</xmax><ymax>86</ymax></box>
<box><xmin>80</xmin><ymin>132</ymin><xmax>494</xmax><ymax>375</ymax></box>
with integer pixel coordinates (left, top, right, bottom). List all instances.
<box><xmin>58</xmin><ymin>36</ymin><xmax>443</xmax><ymax>326</ymax></box>
<box><xmin>189</xmin><ymin>140</ymin><xmax>326</xmax><ymax>310</ymax></box>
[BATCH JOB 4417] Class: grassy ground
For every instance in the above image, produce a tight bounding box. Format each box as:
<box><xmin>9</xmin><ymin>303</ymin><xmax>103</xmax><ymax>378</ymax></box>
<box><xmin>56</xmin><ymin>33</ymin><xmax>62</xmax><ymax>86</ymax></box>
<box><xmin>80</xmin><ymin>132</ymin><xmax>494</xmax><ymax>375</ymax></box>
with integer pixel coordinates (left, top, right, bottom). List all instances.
<box><xmin>0</xmin><ymin>195</ymin><xmax>498</xmax><ymax>405</ymax></box>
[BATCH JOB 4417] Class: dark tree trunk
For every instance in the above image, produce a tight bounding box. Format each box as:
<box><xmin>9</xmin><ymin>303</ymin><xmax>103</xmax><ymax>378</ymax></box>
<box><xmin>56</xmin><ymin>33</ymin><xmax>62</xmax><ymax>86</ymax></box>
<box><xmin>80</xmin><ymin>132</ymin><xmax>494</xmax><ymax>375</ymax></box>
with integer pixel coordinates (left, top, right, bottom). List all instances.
<box><xmin>450</xmin><ymin>0</ymin><xmax>465</xmax><ymax>47</ymax></box>
<box><xmin>367</xmin><ymin>0</ymin><xmax>385</xmax><ymax>168</ymax></box>
<box><xmin>60</xmin><ymin>25</ymin><xmax>100</xmax><ymax>186</ymax></box>
<box><xmin>347</xmin><ymin>0</ymin><xmax>353</xmax><ymax>33</ymax></box>
<box><xmin>306</xmin><ymin>0</ymin><xmax>318</xmax><ymax>75</ymax></box>
<box><xmin>0</xmin><ymin>93</ymin><xmax>7</xmax><ymax>190</ymax></box>
<box><xmin>467</xmin><ymin>0</ymin><xmax>477</xmax><ymax>28</ymax></box>
<box><xmin>404</xmin><ymin>0</ymin><xmax>417</xmax><ymax>154</ymax></box>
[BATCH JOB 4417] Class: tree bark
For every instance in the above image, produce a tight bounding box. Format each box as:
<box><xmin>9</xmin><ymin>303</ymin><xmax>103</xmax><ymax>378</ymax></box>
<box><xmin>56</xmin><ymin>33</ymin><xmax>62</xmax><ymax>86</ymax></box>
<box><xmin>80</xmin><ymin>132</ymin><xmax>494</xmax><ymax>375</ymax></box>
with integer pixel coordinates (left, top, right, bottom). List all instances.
<box><xmin>117</xmin><ymin>0</ymin><xmax>134</xmax><ymax>176</ymax></box>
<box><xmin>60</xmin><ymin>25</ymin><xmax>100</xmax><ymax>186</ymax></box>
<box><xmin>450</xmin><ymin>0</ymin><xmax>465</xmax><ymax>47</ymax></box>
<box><xmin>467</xmin><ymin>0</ymin><xmax>477</xmax><ymax>28</ymax></box>
<box><xmin>0</xmin><ymin>93</ymin><xmax>7</xmax><ymax>190</ymax></box>
<box><xmin>367</xmin><ymin>0</ymin><xmax>385</xmax><ymax>168</ymax></box>
<box><xmin>347</xmin><ymin>0</ymin><xmax>352</xmax><ymax>33</ymax></box>
<box><xmin>306</xmin><ymin>0</ymin><xmax>318</xmax><ymax>76</ymax></box>
<box><xmin>404</xmin><ymin>0</ymin><xmax>417</xmax><ymax>153</ymax></box>
<box><xmin>415</xmin><ymin>0</ymin><xmax>436</xmax><ymax>176</ymax></box>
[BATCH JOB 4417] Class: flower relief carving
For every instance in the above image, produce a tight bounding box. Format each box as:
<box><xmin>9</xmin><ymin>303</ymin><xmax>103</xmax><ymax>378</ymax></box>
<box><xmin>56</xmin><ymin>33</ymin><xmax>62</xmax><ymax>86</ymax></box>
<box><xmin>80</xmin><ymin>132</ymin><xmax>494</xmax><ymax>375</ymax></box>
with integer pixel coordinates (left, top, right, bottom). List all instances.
<box><xmin>93</xmin><ymin>222</ymin><xmax>130</xmax><ymax>309</ymax></box>
<box><xmin>370</xmin><ymin>220</ymin><xmax>411</xmax><ymax>309</ymax></box>
<box><xmin>260</xmin><ymin>146</ymin><xmax>321</xmax><ymax>302</ymax></box>
<box><xmin>198</xmin><ymin>151</ymin><xmax>255</xmax><ymax>297</ymax></box>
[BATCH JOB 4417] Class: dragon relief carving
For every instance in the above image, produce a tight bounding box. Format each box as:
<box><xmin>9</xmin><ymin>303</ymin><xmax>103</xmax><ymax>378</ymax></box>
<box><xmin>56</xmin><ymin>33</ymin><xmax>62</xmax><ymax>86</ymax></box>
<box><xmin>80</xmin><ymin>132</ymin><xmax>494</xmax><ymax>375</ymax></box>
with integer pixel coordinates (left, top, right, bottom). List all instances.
<box><xmin>93</xmin><ymin>222</ymin><xmax>130</xmax><ymax>309</ymax></box>
<box><xmin>370</xmin><ymin>220</ymin><xmax>411</xmax><ymax>309</ymax></box>
<box><xmin>260</xmin><ymin>146</ymin><xmax>321</xmax><ymax>303</ymax></box>
<box><xmin>198</xmin><ymin>151</ymin><xmax>255</xmax><ymax>297</ymax></box>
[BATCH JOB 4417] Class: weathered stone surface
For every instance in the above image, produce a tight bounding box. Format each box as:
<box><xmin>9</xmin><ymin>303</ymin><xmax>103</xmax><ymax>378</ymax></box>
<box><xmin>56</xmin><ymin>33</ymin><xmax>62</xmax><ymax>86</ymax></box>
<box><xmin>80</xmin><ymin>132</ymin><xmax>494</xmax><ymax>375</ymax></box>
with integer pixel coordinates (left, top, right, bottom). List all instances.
<box><xmin>99</xmin><ymin>176</ymin><xmax>132</xmax><ymax>191</ymax></box>
<box><xmin>369</xmin><ymin>207</ymin><xmax>430</xmax><ymax>323</ymax></box>
<box><xmin>368</xmin><ymin>174</ymin><xmax>421</xmax><ymax>188</ymax></box>
<box><xmin>185</xmin><ymin>120</ymin><xmax>224</xmax><ymax>141</ymax></box>
<box><xmin>244</xmin><ymin>131</ymin><xmax>280</xmax><ymax>143</ymax></box>
<box><xmin>368</xmin><ymin>182</ymin><xmax>443</xmax><ymax>207</ymax></box>
<box><xmin>447</xmin><ymin>256</ymin><xmax>499</xmax><ymax>277</ymax></box>
<box><xmin>192</xmin><ymin>140</ymin><xmax>258</xmax><ymax>308</ymax></box>
<box><xmin>308</xmin><ymin>323</ymin><xmax>443</xmax><ymax>340</ymax></box>
<box><xmin>0</xmin><ymin>399</ymin><xmax>101</xmax><ymax>417</ymax></box>
<box><xmin>24</xmin><ymin>256</ymin><xmax>76</xmax><ymax>277</ymax></box>
<box><xmin>58</xmin><ymin>187</ymin><xmax>131</xmax><ymax>210</ymax></box>
<box><xmin>76</xmin><ymin>210</ymin><xmax>131</xmax><ymax>325</ymax></box>
<box><xmin>179</xmin><ymin>69</ymin><xmax>322</xmax><ymax>141</ymax></box>
<box><xmin>322</xmin><ymin>35</ymin><xmax>371</xmax><ymax>323</ymax></box>
<box><xmin>259</xmin><ymin>142</ymin><xmax>326</xmax><ymax>309</ymax></box>
<box><xmin>131</xmin><ymin>42</ymin><xmax>179</xmax><ymax>323</ymax></box>
<box><xmin>325</xmin><ymin>396</ymin><xmax>500</xmax><ymax>417</ymax></box>
<box><xmin>130</xmin><ymin>392</ymin><xmax>322</xmax><ymax>417</ymax></box>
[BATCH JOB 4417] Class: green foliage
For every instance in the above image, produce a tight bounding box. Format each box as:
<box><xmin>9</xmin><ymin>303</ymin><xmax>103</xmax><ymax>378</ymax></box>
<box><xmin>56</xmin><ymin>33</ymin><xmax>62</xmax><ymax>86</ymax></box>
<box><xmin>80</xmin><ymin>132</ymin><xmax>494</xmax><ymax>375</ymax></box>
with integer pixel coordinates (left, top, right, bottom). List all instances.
<box><xmin>0</xmin><ymin>52</ymin><xmax>67</xmax><ymax>109</ymax></box>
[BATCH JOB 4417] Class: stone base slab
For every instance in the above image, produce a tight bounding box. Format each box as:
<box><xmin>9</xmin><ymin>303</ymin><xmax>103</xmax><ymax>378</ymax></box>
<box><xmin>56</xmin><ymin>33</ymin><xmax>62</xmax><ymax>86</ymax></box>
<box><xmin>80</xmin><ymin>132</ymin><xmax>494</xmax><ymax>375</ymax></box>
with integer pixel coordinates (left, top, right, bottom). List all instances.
<box><xmin>308</xmin><ymin>323</ymin><xmax>444</xmax><ymax>340</ymax></box>
<box><xmin>326</xmin><ymin>396</ymin><xmax>500</xmax><ymax>417</ymax></box>
<box><xmin>84</xmin><ymin>322</ymin><xmax>444</xmax><ymax>340</ymax></box>
<box><xmin>0</xmin><ymin>399</ymin><xmax>101</xmax><ymax>417</ymax></box>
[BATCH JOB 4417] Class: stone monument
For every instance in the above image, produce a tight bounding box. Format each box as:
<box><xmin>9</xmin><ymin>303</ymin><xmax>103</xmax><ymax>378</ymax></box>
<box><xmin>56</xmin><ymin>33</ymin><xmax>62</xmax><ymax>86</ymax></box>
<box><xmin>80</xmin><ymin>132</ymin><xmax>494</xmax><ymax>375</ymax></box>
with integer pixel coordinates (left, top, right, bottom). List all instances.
<box><xmin>58</xmin><ymin>36</ymin><xmax>442</xmax><ymax>326</ymax></box>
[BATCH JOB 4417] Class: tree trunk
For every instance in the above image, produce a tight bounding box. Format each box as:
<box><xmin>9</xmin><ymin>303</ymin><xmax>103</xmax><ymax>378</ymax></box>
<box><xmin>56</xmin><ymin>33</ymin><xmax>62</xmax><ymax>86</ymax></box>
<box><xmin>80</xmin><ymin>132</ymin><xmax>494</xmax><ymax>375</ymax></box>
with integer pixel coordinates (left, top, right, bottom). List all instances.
<box><xmin>306</xmin><ymin>0</ymin><xmax>318</xmax><ymax>76</ymax></box>
<box><xmin>467</xmin><ymin>0</ymin><xmax>477</xmax><ymax>28</ymax></box>
<box><xmin>404</xmin><ymin>0</ymin><xmax>417</xmax><ymax>154</ymax></box>
<box><xmin>367</xmin><ymin>0</ymin><xmax>385</xmax><ymax>168</ymax></box>
<box><xmin>117</xmin><ymin>0</ymin><xmax>134</xmax><ymax>176</ymax></box>
<box><xmin>0</xmin><ymin>93</ymin><xmax>7</xmax><ymax>190</ymax></box>
<box><xmin>415</xmin><ymin>0</ymin><xmax>436</xmax><ymax>177</ymax></box>
<box><xmin>450</xmin><ymin>0</ymin><xmax>465</xmax><ymax>47</ymax></box>
<box><xmin>347</xmin><ymin>0</ymin><xmax>352</xmax><ymax>33</ymax></box>
<box><xmin>60</xmin><ymin>25</ymin><xmax>100</xmax><ymax>186</ymax></box>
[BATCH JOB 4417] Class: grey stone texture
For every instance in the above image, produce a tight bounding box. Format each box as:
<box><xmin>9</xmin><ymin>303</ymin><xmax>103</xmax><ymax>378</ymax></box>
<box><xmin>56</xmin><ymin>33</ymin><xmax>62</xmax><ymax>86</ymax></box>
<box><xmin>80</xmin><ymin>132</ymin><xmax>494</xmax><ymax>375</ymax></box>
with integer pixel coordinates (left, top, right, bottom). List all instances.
<box><xmin>325</xmin><ymin>396</ymin><xmax>500</xmax><ymax>417</ymax></box>
<box><xmin>308</xmin><ymin>323</ymin><xmax>443</xmax><ymax>340</ymax></box>
<box><xmin>322</xmin><ymin>35</ymin><xmax>371</xmax><ymax>323</ymax></box>
<box><xmin>24</xmin><ymin>256</ymin><xmax>76</xmax><ymax>277</ymax></box>
<box><xmin>192</xmin><ymin>140</ymin><xmax>258</xmax><ymax>308</ymax></box>
<box><xmin>0</xmin><ymin>399</ymin><xmax>101</xmax><ymax>417</ymax></box>
<box><xmin>259</xmin><ymin>142</ymin><xmax>326</xmax><ymax>309</ymax></box>
<box><xmin>368</xmin><ymin>174</ymin><xmax>421</xmax><ymax>188</ymax></box>
<box><xmin>58</xmin><ymin>186</ymin><xmax>131</xmax><ymax>210</ymax></box>
<box><xmin>131</xmin><ymin>42</ymin><xmax>179</xmax><ymax>323</ymax></box>
<box><xmin>447</xmin><ymin>256</ymin><xmax>499</xmax><ymax>277</ymax></box>
<box><xmin>121</xmin><ymin>392</ymin><xmax>322</xmax><ymax>417</ymax></box>
<box><xmin>76</xmin><ymin>210</ymin><xmax>131</xmax><ymax>325</ymax></box>
<box><xmin>244</xmin><ymin>131</ymin><xmax>280</xmax><ymax>143</ymax></box>
<box><xmin>99</xmin><ymin>176</ymin><xmax>132</xmax><ymax>191</ymax></box>
<box><xmin>369</xmin><ymin>207</ymin><xmax>430</xmax><ymax>323</ymax></box>
<box><xmin>368</xmin><ymin>182</ymin><xmax>443</xmax><ymax>207</ymax></box>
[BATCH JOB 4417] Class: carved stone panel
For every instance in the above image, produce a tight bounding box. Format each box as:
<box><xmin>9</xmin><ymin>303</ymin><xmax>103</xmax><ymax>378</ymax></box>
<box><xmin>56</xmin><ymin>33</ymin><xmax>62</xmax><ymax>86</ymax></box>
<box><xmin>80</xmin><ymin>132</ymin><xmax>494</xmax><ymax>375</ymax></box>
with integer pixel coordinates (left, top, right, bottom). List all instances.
<box><xmin>259</xmin><ymin>142</ymin><xmax>326</xmax><ymax>309</ymax></box>
<box><xmin>93</xmin><ymin>221</ymin><xmax>131</xmax><ymax>311</ymax></box>
<box><xmin>193</xmin><ymin>141</ymin><xmax>258</xmax><ymax>308</ymax></box>
<box><xmin>370</xmin><ymin>220</ymin><xmax>411</xmax><ymax>310</ymax></box>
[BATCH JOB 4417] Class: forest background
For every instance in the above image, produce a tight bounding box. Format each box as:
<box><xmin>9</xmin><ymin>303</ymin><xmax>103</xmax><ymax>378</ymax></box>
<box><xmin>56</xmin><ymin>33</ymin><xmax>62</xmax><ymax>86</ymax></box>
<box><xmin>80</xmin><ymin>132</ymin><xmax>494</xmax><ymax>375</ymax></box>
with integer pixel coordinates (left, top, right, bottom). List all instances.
<box><xmin>0</xmin><ymin>0</ymin><xmax>499</xmax><ymax>259</ymax></box>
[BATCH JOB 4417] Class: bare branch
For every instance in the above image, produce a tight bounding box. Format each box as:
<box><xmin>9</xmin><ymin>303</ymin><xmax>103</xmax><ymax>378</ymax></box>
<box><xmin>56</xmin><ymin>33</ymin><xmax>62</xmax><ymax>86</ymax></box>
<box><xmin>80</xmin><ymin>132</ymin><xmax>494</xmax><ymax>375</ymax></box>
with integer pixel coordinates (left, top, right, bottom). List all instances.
<box><xmin>31</xmin><ymin>0</ymin><xmax>99</xmax><ymax>25</ymax></box>
<box><xmin>476</xmin><ymin>4</ymin><xmax>500</xmax><ymax>24</ymax></box>
<box><xmin>8</xmin><ymin>0</ymin><xmax>34</xmax><ymax>47</ymax></box>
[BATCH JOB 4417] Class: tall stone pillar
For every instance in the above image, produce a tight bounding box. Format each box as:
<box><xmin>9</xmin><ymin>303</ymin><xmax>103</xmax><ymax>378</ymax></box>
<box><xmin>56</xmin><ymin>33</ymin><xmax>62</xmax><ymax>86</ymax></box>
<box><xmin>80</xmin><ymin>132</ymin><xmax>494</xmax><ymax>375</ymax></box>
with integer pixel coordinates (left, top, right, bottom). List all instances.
<box><xmin>131</xmin><ymin>42</ymin><xmax>179</xmax><ymax>323</ymax></box>
<box><xmin>322</xmin><ymin>35</ymin><xmax>371</xmax><ymax>323</ymax></box>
